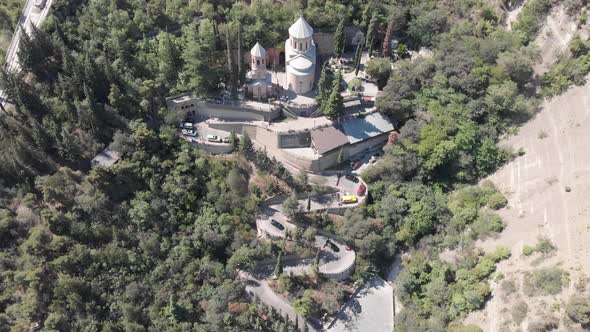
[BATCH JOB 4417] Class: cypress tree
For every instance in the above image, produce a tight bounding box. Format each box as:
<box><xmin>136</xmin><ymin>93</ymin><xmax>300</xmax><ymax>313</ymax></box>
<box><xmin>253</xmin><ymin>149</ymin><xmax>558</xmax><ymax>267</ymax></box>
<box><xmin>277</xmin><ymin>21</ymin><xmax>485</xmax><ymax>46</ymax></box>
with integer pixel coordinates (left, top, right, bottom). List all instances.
<box><xmin>360</xmin><ymin>4</ymin><xmax>372</xmax><ymax>31</ymax></box>
<box><xmin>229</xmin><ymin>129</ymin><xmax>238</xmax><ymax>151</ymax></box>
<box><xmin>334</xmin><ymin>17</ymin><xmax>345</xmax><ymax>58</ymax></box>
<box><xmin>353</xmin><ymin>40</ymin><xmax>363</xmax><ymax>76</ymax></box>
<box><xmin>239</xmin><ymin>132</ymin><xmax>254</xmax><ymax>159</ymax></box>
<box><xmin>158</xmin><ymin>31</ymin><xmax>179</xmax><ymax>87</ymax></box>
<box><xmin>383</xmin><ymin>18</ymin><xmax>394</xmax><ymax>57</ymax></box>
<box><xmin>316</xmin><ymin>63</ymin><xmax>333</xmax><ymax>111</ymax></box>
<box><xmin>323</xmin><ymin>71</ymin><xmax>343</xmax><ymax>119</ymax></box>
<box><xmin>273</xmin><ymin>251</ymin><xmax>283</xmax><ymax>277</ymax></box>
<box><xmin>366</xmin><ymin>13</ymin><xmax>377</xmax><ymax>57</ymax></box>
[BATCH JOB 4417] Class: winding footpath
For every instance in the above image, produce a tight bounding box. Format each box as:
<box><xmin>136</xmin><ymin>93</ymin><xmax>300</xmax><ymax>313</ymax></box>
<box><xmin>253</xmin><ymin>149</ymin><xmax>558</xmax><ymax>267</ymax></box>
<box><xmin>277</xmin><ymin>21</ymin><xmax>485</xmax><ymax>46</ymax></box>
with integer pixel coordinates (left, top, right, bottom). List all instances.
<box><xmin>245</xmin><ymin>166</ymin><xmax>395</xmax><ymax>331</ymax></box>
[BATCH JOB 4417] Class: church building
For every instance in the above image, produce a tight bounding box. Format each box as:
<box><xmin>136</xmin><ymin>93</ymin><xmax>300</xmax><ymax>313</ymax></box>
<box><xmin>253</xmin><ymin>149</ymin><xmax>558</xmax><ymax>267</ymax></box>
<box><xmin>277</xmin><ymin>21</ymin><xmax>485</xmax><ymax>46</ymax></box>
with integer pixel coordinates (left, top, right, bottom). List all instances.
<box><xmin>245</xmin><ymin>42</ymin><xmax>273</xmax><ymax>99</ymax></box>
<box><xmin>285</xmin><ymin>16</ymin><xmax>316</xmax><ymax>94</ymax></box>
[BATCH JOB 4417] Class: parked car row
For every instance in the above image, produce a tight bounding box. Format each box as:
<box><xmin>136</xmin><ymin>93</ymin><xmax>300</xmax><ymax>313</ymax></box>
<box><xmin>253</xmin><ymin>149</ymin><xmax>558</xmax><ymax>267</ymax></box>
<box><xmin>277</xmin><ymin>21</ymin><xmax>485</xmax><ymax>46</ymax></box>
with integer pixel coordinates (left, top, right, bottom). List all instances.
<box><xmin>179</xmin><ymin>124</ymin><xmax>232</xmax><ymax>144</ymax></box>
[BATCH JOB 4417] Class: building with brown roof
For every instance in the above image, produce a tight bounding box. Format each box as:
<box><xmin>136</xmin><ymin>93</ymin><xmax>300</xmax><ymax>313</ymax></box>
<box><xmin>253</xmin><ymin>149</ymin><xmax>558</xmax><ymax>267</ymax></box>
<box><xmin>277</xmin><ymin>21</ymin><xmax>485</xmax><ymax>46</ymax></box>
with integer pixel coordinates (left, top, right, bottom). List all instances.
<box><xmin>310</xmin><ymin>126</ymin><xmax>349</xmax><ymax>155</ymax></box>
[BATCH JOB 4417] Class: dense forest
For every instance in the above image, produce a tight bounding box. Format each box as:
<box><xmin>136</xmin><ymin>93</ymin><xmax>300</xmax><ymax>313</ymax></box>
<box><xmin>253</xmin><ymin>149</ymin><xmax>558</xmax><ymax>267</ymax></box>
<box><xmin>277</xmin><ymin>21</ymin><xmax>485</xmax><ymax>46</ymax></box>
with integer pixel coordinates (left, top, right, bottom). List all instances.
<box><xmin>0</xmin><ymin>0</ymin><xmax>576</xmax><ymax>330</ymax></box>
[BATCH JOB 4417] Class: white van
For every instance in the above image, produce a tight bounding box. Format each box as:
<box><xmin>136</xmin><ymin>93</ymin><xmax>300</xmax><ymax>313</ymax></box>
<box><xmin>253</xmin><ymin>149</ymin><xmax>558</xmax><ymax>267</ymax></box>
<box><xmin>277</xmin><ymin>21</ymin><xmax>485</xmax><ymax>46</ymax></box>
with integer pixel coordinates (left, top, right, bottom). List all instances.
<box><xmin>207</xmin><ymin>135</ymin><xmax>221</xmax><ymax>143</ymax></box>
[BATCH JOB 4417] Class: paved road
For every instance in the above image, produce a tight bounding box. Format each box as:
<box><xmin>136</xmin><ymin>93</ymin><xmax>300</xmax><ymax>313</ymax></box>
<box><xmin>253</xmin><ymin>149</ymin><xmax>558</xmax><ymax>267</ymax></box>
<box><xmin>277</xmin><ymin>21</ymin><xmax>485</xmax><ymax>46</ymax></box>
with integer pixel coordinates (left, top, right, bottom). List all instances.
<box><xmin>1</xmin><ymin>0</ymin><xmax>53</xmax><ymax>105</ymax></box>
<box><xmin>327</xmin><ymin>278</ymin><xmax>394</xmax><ymax>332</ymax></box>
<box><xmin>257</xmin><ymin>205</ymin><xmax>357</xmax><ymax>280</ymax></box>
<box><xmin>240</xmin><ymin>271</ymin><xmax>320</xmax><ymax>331</ymax></box>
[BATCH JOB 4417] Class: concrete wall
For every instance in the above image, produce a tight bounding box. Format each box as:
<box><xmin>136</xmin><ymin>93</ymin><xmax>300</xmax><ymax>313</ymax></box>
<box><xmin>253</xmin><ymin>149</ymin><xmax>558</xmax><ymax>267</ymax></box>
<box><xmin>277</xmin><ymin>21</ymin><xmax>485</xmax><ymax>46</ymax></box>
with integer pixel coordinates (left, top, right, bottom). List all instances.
<box><xmin>168</xmin><ymin>96</ymin><xmax>281</xmax><ymax>122</ymax></box>
<box><xmin>191</xmin><ymin>141</ymin><xmax>234</xmax><ymax>155</ymax></box>
<box><xmin>314</xmin><ymin>33</ymin><xmax>335</xmax><ymax>56</ymax></box>
<box><xmin>346</xmin><ymin>134</ymin><xmax>389</xmax><ymax>157</ymax></box>
<box><xmin>314</xmin><ymin>26</ymin><xmax>363</xmax><ymax>57</ymax></box>
<box><xmin>285</xmin><ymin>103</ymin><xmax>317</xmax><ymax>117</ymax></box>
<box><xmin>279</xmin><ymin>133</ymin><xmax>389</xmax><ymax>172</ymax></box>
<box><xmin>255</xmin><ymin>127</ymin><xmax>280</xmax><ymax>149</ymax></box>
<box><xmin>321</xmin><ymin>263</ymin><xmax>355</xmax><ymax>281</ymax></box>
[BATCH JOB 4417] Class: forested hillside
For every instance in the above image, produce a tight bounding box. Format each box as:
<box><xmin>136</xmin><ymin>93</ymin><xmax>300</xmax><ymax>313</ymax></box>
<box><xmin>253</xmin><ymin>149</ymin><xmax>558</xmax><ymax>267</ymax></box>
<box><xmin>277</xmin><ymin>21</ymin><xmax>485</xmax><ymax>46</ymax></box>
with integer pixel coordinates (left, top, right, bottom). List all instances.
<box><xmin>0</xmin><ymin>0</ymin><xmax>558</xmax><ymax>330</ymax></box>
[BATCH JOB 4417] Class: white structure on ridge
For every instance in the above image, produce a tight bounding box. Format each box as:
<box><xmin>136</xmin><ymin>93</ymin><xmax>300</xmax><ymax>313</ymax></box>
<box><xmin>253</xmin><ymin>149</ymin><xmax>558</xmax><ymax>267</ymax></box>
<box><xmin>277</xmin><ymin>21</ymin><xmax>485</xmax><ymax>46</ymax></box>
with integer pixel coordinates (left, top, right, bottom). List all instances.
<box><xmin>285</xmin><ymin>16</ymin><xmax>316</xmax><ymax>94</ymax></box>
<box><xmin>246</xmin><ymin>42</ymin><xmax>273</xmax><ymax>99</ymax></box>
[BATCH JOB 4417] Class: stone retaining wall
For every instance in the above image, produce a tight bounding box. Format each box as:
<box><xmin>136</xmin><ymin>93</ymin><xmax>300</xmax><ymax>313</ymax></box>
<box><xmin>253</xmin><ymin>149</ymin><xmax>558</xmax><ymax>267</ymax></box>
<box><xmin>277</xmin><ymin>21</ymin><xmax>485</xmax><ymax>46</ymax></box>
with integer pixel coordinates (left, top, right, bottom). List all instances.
<box><xmin>191</xmin><ymin>141</ymin><xmax>234</xmax><ymax>155</ymax></box>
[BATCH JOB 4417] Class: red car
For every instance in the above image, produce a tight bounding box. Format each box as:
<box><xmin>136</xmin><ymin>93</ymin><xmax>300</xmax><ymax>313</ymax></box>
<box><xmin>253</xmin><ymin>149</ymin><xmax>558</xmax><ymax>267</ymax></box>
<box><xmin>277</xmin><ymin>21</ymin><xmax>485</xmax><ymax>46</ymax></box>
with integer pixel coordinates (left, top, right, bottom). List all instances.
<box><xmin>357</xmin><ymin>184</ymin><xmax>367</xmax><ymax>196</ymax></box>
<box><xmin>352</xmin><ymin>160</ymin><xmax>362</xmax><ymax>170</ymax></box>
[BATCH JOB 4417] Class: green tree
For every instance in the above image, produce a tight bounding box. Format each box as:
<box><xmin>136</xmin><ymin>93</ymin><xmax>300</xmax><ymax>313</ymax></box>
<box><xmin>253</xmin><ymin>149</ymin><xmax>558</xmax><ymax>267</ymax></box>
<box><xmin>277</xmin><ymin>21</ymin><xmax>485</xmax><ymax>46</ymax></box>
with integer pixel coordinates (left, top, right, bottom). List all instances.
<box><xmin>178</xmin><ymin>22</ymin><xmax>207</xmax><ymax>94</ymax></box>
<box><xmin>383</xmin><ymin>19</ymin><xmax>394</xmax><ymax>57</ymax></box>
<box><xmin>316</xmin><ymin>64</ymin><xmax>333</xmax><ymax>111</ymax></box>
<box><xmin>365</xmin><ymin>12</ymin><xmax>377</xmax><ymax>56</ymax></box>
<box><xmin>273</xmin><ymin>251</ymin><xmax>283</xmax><ymax>277</ymax></box>
<box><xmin>239</xmin><ymin>132</ymin><xmax>255</xmax><ymax>159</ymax></box>
<box><xmin>353</xmin><ymin>40</ymin><xmax>363</xmax><ymax>76</ymax></box>
<box><xmin>297</xmin><ymin>170</ymin><xmax>310</xmax><ymax>192</ymax></box>
<box><xmin>282</xmin><ymin>193</ymin><xmax>302</xmax><ymax>220</ymax></box>
<box><xmin>334</xmin><ymin>17</ymin><xmax>345</xmax><ymax>58</ymax></box>
<box><xmin>365</xmin><ymin>58</ymin><xmax>392</xmax><ymax>89</ymax></box>
<box><xmin>229</xmin><ymin>130</ymin><xmax>239</xmax><ymax>151</ymax></box>
<box><xmin>157</xmin><ymin>31</ymin><xmax>180</xmax><ymax>87</ymax></box>
<box><xmin>323</xmin><ymin>71</ymin><xmax>344</xmax><ymax>119</ymax></box>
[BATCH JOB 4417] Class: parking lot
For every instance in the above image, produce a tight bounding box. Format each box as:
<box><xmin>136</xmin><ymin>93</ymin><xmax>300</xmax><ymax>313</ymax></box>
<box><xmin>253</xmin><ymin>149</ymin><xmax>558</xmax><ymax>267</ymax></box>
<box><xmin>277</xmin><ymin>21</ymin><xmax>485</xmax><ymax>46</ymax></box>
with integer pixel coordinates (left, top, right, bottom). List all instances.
<box><xmin>176</xmin><ymin>121</ymin><xmax>235</xmax><ymax>145</ymax></box>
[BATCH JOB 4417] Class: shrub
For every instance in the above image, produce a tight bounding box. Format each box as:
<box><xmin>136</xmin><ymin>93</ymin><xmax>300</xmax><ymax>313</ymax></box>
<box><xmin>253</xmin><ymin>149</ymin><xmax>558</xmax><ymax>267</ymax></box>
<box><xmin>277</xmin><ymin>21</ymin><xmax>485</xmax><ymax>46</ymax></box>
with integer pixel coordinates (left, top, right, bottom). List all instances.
<box><xmin>523</xmin><ymin>267</ymin><xmax>568</xmax><ymax>296</ymax></box>
<box><xmin>511</xmin><ymin>300</ymin><xmax>528</xmax><ymax>324</ymax></box>
<box><xmin>471</xmin><ymin>211</ymin><xmax>505</xmax><ymax>239</ymax></box>
<box><xmin>566</xmin><ymin>295</ymin><xmax>590</xmax><ymax>325</ymax></box>
<box><xmin>512</xmin><ymin>0</ymin><xmax>553</xmax><ymax>44</ymax></box>
<box><xmin>487</xmin><ymin>192</ymin><xmax>508</xmax><ymax>210</ymax></box>
<box><xmin>527</xmin><ymin>315</ymin><xmax>559</xmax><ymax>332</ymax></box>
<box><xmin>535</xmin><ymin>238</ymin><xmax>556</xmax><ymax>255</ymax></box>
<box><xmin>448</xmin><ymin>323</ymin><xmax>483</xmax><ymax>332</ymax></box>
<box><xmin>523</xmin><ymin>238</ymin><xmax>556</xmax><ymax>256</ymax></box>
<box><xmin>491</xmin><ymin>246</ymin><xmax>512</xmax><ymax>261</ymax></box>
<box><xmin>348</xmin><ymin>78</ymin><xmax>363</xmax><ymax>93</ymax></box>
<box><xmin>523</xmin><ymin>245</ymin><xmax>535</xmax><ymax>256</ymax></box>
<box><xmin>501</xmin><ymin>279</ymin><xmax>517</xmax><ymax>294</ymax></box>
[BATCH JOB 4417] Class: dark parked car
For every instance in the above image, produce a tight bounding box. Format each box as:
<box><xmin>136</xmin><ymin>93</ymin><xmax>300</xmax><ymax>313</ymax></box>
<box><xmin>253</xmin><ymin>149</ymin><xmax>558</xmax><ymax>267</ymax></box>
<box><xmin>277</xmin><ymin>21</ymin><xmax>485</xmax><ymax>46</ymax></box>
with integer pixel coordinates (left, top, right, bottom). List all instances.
<box><xmin>324</xmin><ymin>239</ymin><xmax>340</xmax><ymax>252</ymax></box>
<box><xmin>270</xmin><ymin>219</ymin><xmax>285</xmax><ymax>231</ymax></box>
<box><xmin>345</xmin><ymin>174</ymin><xmax>360</xmax><ymax>183</ymax></box>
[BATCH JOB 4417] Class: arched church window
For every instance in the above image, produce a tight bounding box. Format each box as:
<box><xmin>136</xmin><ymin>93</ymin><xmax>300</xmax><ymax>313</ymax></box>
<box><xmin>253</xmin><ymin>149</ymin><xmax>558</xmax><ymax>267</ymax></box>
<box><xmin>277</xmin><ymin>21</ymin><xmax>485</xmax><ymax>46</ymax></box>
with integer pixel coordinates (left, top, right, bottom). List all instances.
<box><xmin>299</xmin><ymin>42</ymin><xmax>302</xmax><ymax>50</ymax></box>
<box><xmin>257</xmin><ymin>59</ymin><xmax>260</xmax><ymax>65</ymax></box>
<box><xmin>305</xmin><ymin>41</ymin><xmax>308</xmax><ymax>49</ymax></box>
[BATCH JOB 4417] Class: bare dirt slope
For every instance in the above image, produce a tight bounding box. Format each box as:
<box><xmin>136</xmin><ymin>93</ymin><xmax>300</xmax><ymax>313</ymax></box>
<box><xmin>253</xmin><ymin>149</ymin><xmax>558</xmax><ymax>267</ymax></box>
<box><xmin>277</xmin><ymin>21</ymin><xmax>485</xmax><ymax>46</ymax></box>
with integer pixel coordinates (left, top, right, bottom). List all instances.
<box><xmin>532</xmin><ymin>5</ymin><xmax>578</xmax><ymax>75</ymax></box>
<box><xmin>463</xmin><ymin>80</ymin><xmax>590</xmax><ymax>331</ymax></box>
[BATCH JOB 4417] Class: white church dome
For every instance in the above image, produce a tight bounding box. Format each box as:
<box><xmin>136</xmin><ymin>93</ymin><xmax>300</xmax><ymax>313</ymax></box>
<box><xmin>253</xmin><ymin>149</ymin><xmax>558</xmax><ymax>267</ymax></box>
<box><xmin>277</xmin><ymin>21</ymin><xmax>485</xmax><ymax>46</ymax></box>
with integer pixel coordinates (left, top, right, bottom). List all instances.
<box><xmin>289</xmin><ymin>16</ymin><xmax>314</xmax><ymax>39</ymax></box>
<box><xmin>251</xmin><ymin>42</ymin><xmax>266</xmax><ymax>57</ymax></box>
